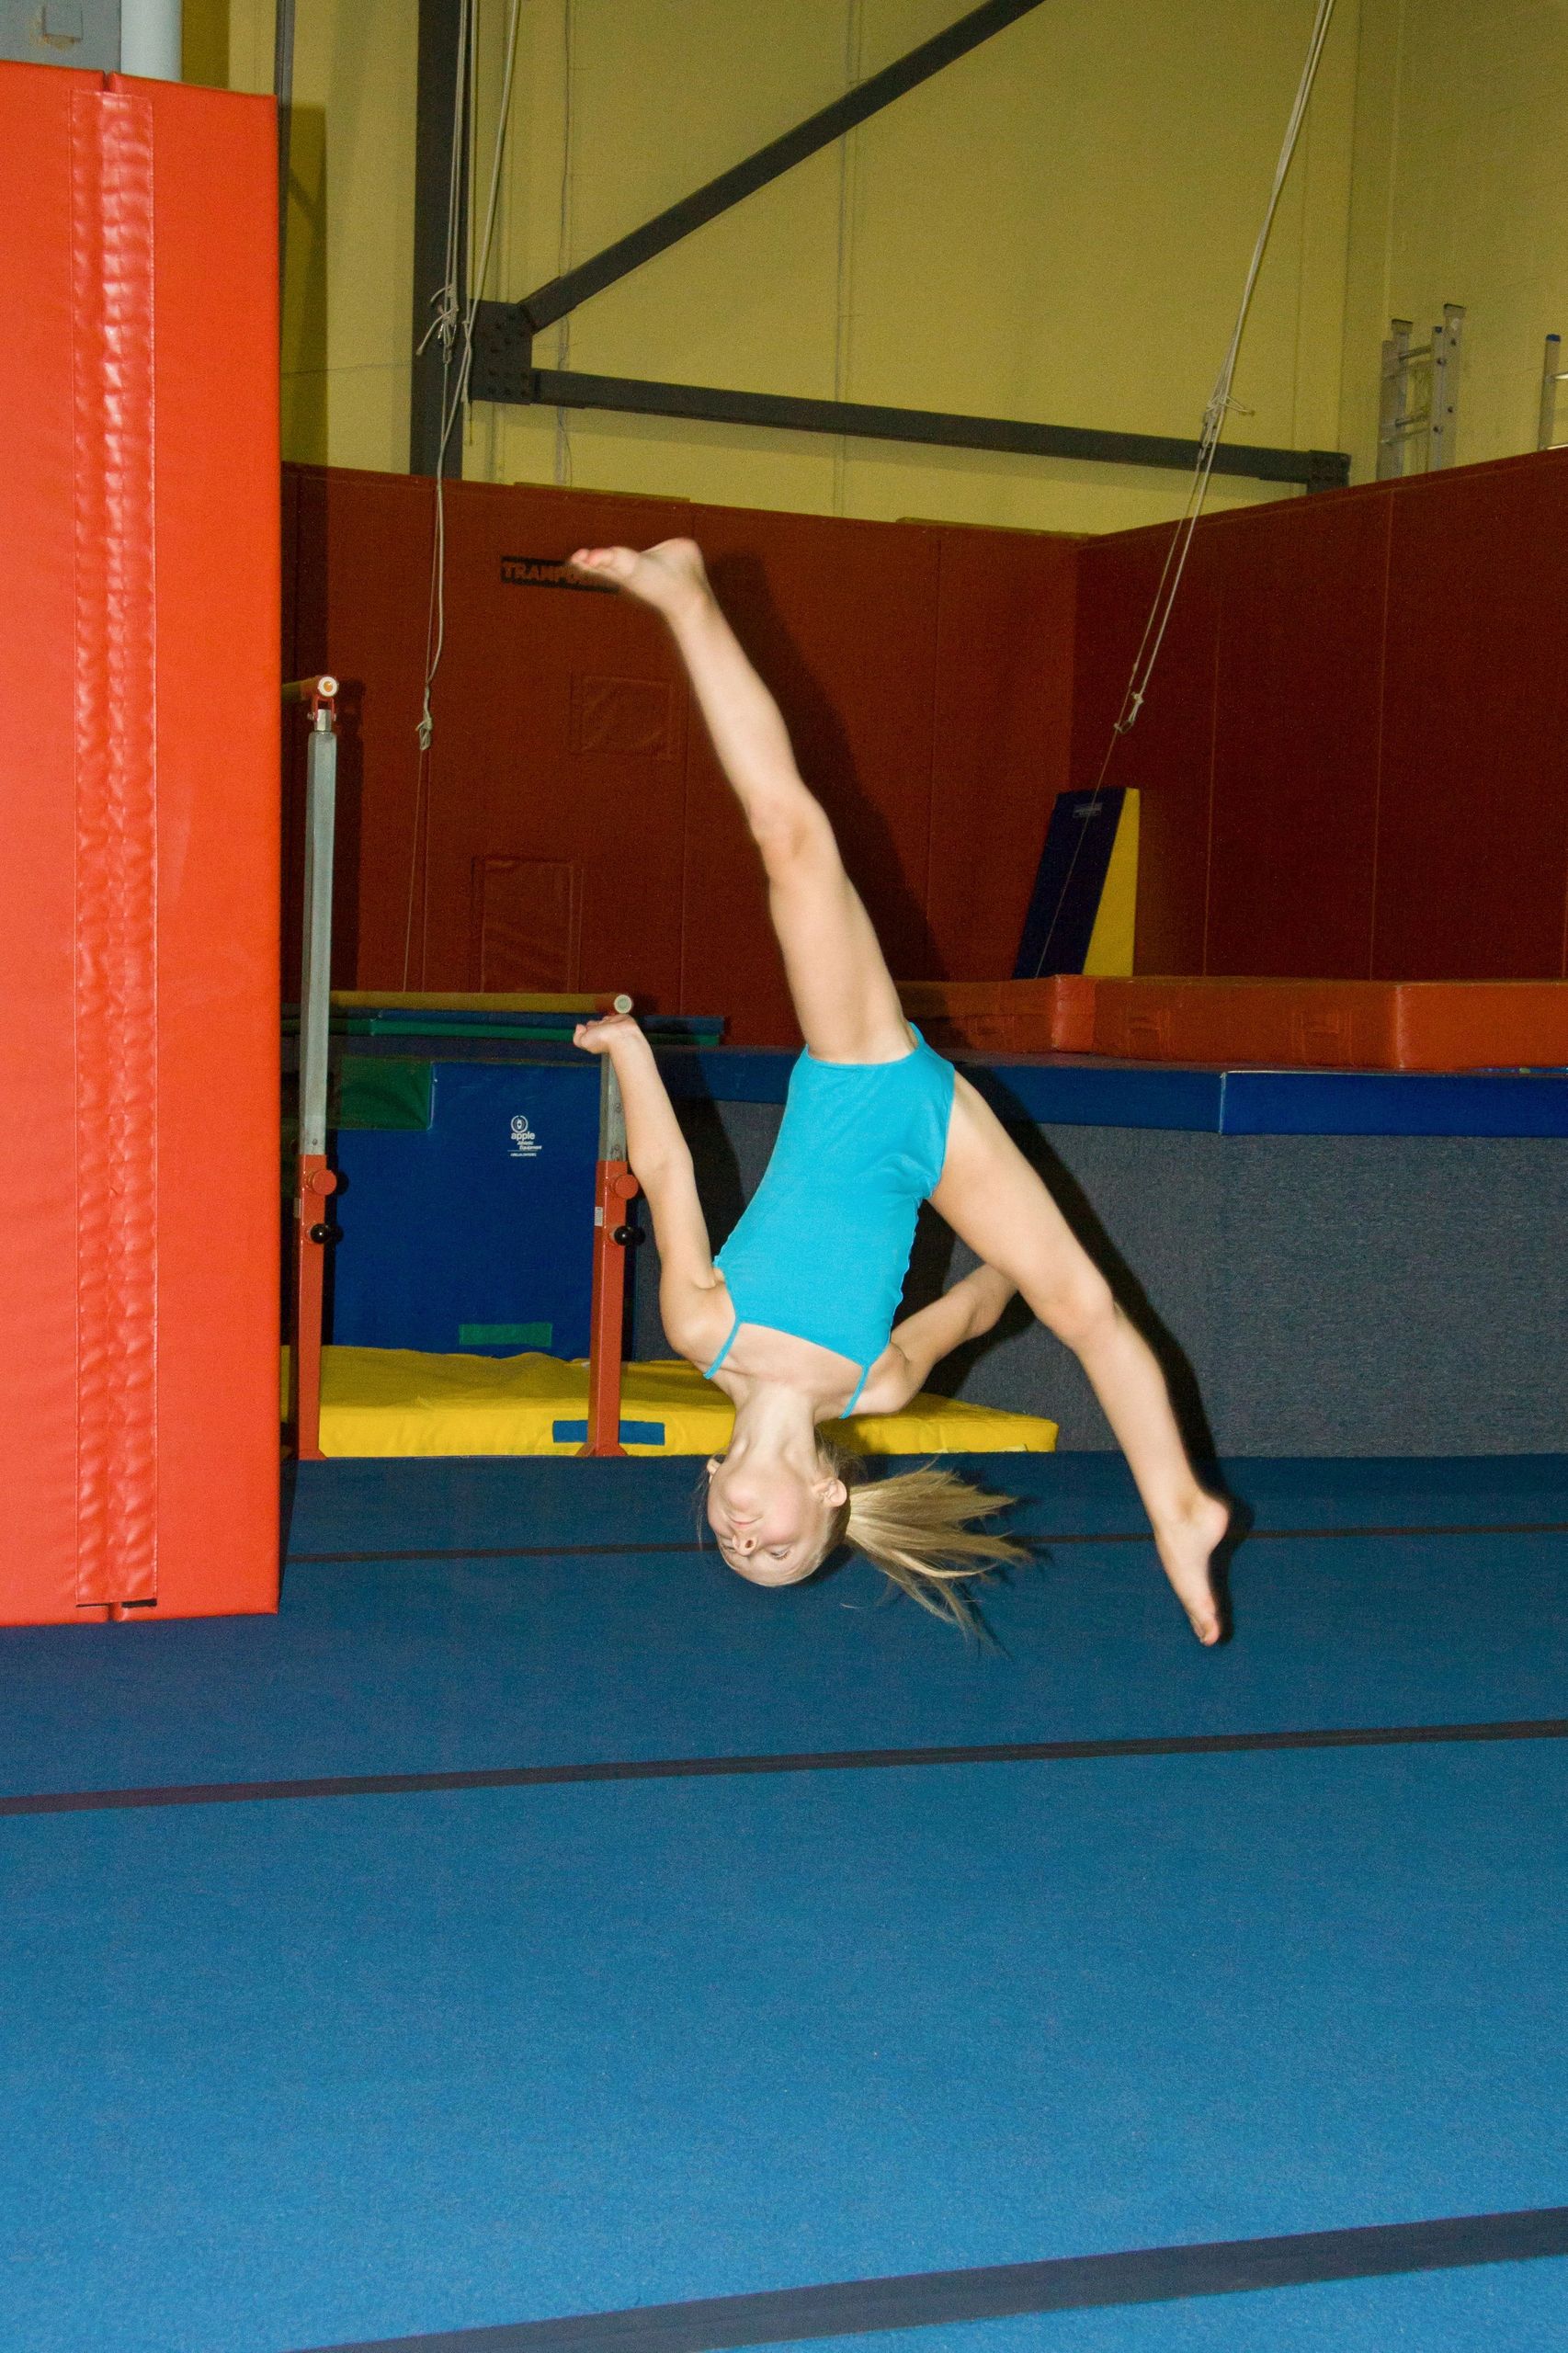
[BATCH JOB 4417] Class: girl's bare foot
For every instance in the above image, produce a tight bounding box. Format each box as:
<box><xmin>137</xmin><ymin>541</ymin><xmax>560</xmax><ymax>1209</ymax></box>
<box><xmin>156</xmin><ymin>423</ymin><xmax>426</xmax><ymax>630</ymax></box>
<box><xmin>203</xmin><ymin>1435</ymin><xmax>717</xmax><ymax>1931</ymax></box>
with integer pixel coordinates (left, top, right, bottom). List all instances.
<box><xmin>565</xmin><ymin>537</ymin><xmax>709</xmax><ymax>619</ymax></box>
<box><xmin>1153</xmin><ymin>1492</ymin><xmax>1231</xmax><ymax>1644</ymax></box>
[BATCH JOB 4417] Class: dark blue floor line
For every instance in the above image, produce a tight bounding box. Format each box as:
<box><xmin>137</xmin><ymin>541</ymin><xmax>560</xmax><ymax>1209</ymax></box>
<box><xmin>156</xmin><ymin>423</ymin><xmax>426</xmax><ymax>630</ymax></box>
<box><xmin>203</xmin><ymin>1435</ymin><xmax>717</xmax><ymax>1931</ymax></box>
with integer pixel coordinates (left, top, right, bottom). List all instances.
<box><xmin>283</xmin><ymin>1519</ymin><xmax>1568</xmax><ymax>1564</ymax></box>
<box><xmin>8</xmin><ymin>1715</ymin><xmax>1566</xmax><ymax>1817</ymax></box>
<box><xmin>302</xmin><ymin>2205</ymin><xmax>1568</xmax><ymax>2353</ymax></box>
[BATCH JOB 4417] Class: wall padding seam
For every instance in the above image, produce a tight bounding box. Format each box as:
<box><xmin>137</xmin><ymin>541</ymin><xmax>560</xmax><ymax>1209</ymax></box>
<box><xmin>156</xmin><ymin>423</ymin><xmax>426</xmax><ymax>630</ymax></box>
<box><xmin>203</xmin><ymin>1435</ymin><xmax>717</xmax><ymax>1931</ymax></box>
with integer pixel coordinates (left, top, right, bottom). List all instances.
<box><xmin>71</xmin><ymin>87</ymin><xmax>159</xmax><ymax>1608</ymax></box>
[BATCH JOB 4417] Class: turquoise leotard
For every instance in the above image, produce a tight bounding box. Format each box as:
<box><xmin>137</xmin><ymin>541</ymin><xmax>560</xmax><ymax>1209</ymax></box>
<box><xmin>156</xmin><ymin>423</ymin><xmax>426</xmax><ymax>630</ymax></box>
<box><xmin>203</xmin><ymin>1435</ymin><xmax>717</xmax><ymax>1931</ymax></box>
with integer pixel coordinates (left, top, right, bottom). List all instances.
<box><xmin>704</xmin><ymin>1028</ymin><xmax>956</xmax><ymax>1406</ymax></box>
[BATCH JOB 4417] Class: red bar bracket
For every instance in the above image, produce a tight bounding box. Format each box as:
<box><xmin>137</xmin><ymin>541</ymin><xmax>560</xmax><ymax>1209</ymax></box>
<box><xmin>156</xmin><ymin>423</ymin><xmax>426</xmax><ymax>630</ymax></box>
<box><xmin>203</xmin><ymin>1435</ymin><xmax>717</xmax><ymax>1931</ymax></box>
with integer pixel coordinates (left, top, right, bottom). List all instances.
<box><xmin>291</xmin><ymin>1157</ymin><xmax>337</xmax><ymax>1462</ymax></box>
<box><xmin>581</xmin><ymin>1163</ymin><xmax>641</xmax><ymax>1456</ymax></box>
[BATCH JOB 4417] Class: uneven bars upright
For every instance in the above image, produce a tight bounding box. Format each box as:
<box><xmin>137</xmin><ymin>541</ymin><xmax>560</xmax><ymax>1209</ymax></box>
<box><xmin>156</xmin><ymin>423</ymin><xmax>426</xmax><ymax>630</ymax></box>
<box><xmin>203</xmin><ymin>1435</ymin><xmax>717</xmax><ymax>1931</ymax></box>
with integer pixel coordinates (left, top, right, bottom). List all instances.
<box><xmin>287</xmin><ymin>676</ymin><xmax>340</xmax><ymax>1462</ymax></box>
<box><xmin>582</xmin><ymin>995</ymin><xmax>641</xmax><ymax>1456</ymax></box>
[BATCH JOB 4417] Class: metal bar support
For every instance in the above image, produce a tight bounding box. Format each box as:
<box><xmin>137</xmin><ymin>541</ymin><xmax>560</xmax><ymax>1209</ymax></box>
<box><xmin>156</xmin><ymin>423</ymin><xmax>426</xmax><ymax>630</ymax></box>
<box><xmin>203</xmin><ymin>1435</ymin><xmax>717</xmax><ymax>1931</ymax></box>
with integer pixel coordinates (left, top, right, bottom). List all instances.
<box><xmin>582</xmin><ymin>996</ymin><xmax>641</xmax><ymax>1460</ymax></box>
<box><xmin>516</xmin><ymin>0</ymin><xmax>1048</xmax><ymax>335</ymax></box>
<box><xmin>289</xmin><ymin>676</ymin><xmax>341</xmax><ymax>1465</ymax></box>
<box><xmin>465</xmin><ymin>345</ymin><xmax>1351</xmax><ymax>490</ymax></box>
<box><xmin>462</xmin><ymin>0</ymin><xmax>1351</xmax><ymax>494</ymax></box>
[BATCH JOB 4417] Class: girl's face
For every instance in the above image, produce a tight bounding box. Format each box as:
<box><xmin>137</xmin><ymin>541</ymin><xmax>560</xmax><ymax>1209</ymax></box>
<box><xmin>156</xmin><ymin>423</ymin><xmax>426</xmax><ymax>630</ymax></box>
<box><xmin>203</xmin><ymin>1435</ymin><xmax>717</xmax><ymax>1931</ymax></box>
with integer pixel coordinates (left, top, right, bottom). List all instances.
<box><xmin>706</xmin><ymin>1452</ymin><xmax>846</xmax><ymax>1586</ymax></box>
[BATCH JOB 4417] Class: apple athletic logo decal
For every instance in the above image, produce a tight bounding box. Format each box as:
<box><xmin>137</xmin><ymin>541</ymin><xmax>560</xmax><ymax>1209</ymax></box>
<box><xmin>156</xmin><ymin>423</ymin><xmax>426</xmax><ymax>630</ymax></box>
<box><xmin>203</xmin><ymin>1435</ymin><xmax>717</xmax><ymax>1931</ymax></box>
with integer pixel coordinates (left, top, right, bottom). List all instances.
<box><xmin>508</xmin><ymin>1115</ymin><xmax>541</xmax><ymax>1159</ymax></box>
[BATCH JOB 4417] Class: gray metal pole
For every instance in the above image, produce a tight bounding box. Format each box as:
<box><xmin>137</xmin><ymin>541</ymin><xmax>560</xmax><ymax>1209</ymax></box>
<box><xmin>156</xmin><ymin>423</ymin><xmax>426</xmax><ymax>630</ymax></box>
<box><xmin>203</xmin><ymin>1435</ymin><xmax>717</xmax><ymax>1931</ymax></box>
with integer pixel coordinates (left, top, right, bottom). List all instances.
<box><xmin>275</xmin><ymin>0</ymin><xmax>297</xmax><ymax>297</ymax></box>
<box><xmin>298</xmin><ymin>707</ymin><xmax>338</xmax><ymax>1159</ymax></box>
<box><xmin>121</xmin><ymin>0</ymin><xmax>182</xmax><ymax>78</ymax></box>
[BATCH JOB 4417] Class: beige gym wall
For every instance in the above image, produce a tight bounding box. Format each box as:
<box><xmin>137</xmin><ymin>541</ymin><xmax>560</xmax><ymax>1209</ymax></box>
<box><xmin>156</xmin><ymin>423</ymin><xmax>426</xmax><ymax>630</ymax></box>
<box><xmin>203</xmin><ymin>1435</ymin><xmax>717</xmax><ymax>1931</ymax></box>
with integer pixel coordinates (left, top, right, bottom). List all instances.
<box><xmin>209</xmin><ymin>0</ymin><xmax>421</xmax><ymax>473</ymax></box>
<box><xmin>1339</xmin><ymin>0</ymin><xmax>1568</xmax><ymax>478</ymax></box>
<box><xmin>192</xmin><ymin>0</ymin><xmax>1364</xmax><ymax>527</ymax></box>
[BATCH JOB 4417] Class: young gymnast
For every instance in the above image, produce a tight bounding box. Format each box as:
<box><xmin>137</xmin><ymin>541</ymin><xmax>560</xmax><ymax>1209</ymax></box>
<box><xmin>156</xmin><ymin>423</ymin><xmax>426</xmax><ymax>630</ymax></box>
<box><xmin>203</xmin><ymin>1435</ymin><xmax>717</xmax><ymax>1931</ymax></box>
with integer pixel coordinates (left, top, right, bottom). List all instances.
<box><xmin>567</xmin><ymin>539</ymin><xmax>1228</xmax><ymax>1643</ymax></box>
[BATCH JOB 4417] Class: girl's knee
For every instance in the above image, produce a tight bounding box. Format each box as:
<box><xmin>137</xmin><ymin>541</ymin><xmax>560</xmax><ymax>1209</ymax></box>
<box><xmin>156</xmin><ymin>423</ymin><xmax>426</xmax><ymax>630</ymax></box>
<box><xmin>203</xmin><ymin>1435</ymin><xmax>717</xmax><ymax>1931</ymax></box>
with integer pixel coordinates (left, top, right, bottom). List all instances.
<box><xmin>1031</xmin><ymin>1267</ymin><xmax>1118</xmax><ymax>1350</ymax></box>
<box><xmin>755</xmin><ymin>801</ymin><xmax>835</xmax><ymax>881</ymax></box>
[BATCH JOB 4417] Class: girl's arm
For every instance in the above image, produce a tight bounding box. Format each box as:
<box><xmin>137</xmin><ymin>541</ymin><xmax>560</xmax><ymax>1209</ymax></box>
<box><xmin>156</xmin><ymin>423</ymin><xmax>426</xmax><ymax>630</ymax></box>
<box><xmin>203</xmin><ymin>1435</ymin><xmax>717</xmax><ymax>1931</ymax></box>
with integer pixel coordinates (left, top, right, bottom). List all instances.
<box><xmin>574</xmin><ymin>1015</ymin><xmax>730</xmax><ymax>1363</ymax></box>
<box><xmin>852</xmin><ymin>1266</ymin><xmax>1017</xmax><ymax>1415</ymax></box>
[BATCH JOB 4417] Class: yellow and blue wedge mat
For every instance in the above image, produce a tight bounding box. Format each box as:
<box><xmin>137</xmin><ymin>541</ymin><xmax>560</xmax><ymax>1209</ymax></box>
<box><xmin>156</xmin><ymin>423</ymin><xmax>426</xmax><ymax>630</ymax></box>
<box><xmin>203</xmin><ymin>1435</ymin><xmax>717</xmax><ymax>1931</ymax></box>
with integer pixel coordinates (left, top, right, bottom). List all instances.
<box><xmin>284</xmin><ymin>1348</ymin><xmax>1057</xmax><ymax>1458</ymax></box>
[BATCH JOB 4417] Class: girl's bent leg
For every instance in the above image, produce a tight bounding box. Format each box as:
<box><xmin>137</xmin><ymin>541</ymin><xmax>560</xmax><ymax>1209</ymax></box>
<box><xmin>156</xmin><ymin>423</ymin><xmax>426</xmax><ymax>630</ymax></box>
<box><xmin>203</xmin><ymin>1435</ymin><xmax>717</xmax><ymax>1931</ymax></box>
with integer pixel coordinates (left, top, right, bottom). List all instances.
<box><xmin>931</xmin><ymin>1074</ymin><xmax>1227</xmax><ymax>1643</ymax></box>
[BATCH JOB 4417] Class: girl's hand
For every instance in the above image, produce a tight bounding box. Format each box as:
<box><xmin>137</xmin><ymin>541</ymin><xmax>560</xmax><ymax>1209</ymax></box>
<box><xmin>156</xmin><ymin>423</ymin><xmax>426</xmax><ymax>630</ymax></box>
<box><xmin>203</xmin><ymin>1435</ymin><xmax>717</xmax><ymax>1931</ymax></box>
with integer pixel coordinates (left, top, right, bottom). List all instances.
<box><xmin>564</xmin><ymin>538</ymin><xmax>710</xmax><ymax>620</ymax></box>
<box><xmin>573</xmin><ymin>1012</ymin><xmax>642</xmax><ymax>1055</ymax></box>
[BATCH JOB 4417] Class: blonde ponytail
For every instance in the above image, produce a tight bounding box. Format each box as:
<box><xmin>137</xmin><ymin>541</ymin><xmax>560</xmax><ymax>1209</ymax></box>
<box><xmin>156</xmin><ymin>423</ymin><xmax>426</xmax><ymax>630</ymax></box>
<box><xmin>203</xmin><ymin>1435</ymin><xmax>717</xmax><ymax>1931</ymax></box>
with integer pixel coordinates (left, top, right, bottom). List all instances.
<box><xmin>822</xmin><ymin>1444</ymin><xmax>1028</xmax><ymax>1631</ymax></box>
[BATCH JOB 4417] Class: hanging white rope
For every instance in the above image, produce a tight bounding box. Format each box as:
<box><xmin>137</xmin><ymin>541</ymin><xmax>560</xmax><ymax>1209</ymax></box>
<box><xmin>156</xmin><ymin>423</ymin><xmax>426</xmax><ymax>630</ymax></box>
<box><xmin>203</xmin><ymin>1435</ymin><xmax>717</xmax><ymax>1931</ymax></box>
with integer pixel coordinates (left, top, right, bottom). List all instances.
<box><xmin>1026</xmin><ymin>0</ymin><xmax>1337</xmax><ymax>978</ymax></box>
<box><xmin>412</xmin><ymin>5</ymin><xmax>469</xmax><ymax>748</ymax></box>
<box><xmin>404</xmin><ymin>0</ymin><xmax>526</xmax><ymax>987</ymax></box>
<box><xmin>415</xmin><ymin>0</ymin><xmax>524</xmax><ymax>747</ymax></box>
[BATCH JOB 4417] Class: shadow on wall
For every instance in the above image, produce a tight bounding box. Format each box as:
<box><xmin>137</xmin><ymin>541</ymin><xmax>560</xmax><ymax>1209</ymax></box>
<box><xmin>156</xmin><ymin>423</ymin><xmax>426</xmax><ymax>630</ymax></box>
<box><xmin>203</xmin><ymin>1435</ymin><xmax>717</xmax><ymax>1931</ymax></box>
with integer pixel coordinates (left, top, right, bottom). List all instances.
<box><xmin>707</xmin><ymin>550</ymin><xmax>943</xmax><ymax>985</ymax></box>
<box><xmin>900</xmin><ymin>1068</ymin><xmax>1218</xmax><ymax>1470</ymax></box>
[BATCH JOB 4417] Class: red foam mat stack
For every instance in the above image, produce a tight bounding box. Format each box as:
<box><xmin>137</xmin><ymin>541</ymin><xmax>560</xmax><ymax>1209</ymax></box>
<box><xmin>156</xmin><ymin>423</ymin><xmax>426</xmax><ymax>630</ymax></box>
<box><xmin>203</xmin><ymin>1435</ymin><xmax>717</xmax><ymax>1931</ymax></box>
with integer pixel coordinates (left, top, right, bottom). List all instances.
<box><xmin>0</xmin><ymin>64</ymin><xmax>280</xmax><ymax>1625</ymax></box>
<box><xmin>900</xmin><ymin>978</ymin><xmax>1568</xmax><ymax>1071</ymax></box>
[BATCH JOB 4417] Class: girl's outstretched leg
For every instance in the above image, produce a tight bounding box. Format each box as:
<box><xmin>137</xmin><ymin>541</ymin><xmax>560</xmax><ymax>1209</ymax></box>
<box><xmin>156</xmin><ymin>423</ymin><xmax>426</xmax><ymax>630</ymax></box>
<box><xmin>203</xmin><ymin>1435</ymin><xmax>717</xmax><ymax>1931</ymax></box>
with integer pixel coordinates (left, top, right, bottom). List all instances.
<box><xmin>568</xmin><ymin>539</ymin><xmax>910</xmax><ymax>1065</ymax></box>
<box><xmin>931</xmin><ymin>1074</ymin><xmax>1228</xmax><ymax>1643</ymax></box>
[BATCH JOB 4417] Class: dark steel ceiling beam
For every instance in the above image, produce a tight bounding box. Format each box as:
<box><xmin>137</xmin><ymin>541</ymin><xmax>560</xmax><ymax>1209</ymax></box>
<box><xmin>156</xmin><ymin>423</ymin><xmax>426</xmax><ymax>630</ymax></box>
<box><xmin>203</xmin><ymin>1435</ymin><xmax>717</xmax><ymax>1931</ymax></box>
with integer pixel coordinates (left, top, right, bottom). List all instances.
<box><xmin>466</xmin><ymin>340</ymin><xmax>1351</xmax><ymax>490</ymax></box>
<box><xmin>460</xmin><ymin>1</ymin><xmax>1352</xmax><ymax>493</ymax></box>
<box><xmin>410</xmin><ymin>0</ymin><xmax>470</xmax><ymax>477</ymax></box>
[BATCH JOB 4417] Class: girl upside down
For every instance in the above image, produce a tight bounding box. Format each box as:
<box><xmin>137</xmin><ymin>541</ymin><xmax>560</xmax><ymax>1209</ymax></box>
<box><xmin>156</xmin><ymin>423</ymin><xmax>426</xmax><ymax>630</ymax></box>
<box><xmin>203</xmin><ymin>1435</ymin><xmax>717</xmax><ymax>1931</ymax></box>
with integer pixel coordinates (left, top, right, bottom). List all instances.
<box><xmin>568</xmin><ymin>538</ymin><xmax>1228</xmax><ymax>1642</ymax></box>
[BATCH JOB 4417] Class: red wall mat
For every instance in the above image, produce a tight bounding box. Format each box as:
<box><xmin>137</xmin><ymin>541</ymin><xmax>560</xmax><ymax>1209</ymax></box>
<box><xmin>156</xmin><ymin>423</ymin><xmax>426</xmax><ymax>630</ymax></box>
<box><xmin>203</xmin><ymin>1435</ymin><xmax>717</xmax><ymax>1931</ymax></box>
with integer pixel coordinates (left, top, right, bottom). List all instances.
<box><xmin>416</xmin><ymin>480</ymin><xmax>696</xmax><ymax>1005</ymax></box>
<box><xmin>1</xmin><ymin>66</ymin><xmax>83</xmax><ymax>1622</ymax></box>
<box><xmin>1374</xmin><ymin>450</ymin><xmax>1568</xmax><ymax>978</ymax></box>
<box><xmin>927</xmin><ymin>526</ymin><xmax>1080</xmax><ymax>980</ymax></box>
<box><xmin>1070</xmin><ymin>522</ymin><xmax>1221</xmax><ymax>975</ymax></box>
<box><xmin>285</xmin><ymin>448</ymin><xmax>1568</xmax><ymax>1022</ymax></box>
<box><xmin>1207</xmin><ymin>489</ymin><xmax>1391</xmax><ymax>978</ymax></box>
<box><xmin>144</xmin><ymin>74</ymin><xmax>280</xmax><ymax>1623</ymax></box>
<box><xmin>1071</xmin><ymin>449</ymin><xmax>1568</xmax><ymax>985</ymax></box>
<box><xmin>283</xmin><ymin>472</ymin><xmax>1073</xmax><ymax>1044</ymax></box>
<box><xmin>290</xmin><ymin>468</ymin><xmax>435</xmax><ymax>990</ymax></box>
<box><xmin>0</xmin><ymin>66</ymin><xmax>278</xmax><ymax>1627</ymax></box>
<box><xmin>283</xmin><ymin>468</ymin><xmax>1074</xmax><ymax>1040</ymax></box>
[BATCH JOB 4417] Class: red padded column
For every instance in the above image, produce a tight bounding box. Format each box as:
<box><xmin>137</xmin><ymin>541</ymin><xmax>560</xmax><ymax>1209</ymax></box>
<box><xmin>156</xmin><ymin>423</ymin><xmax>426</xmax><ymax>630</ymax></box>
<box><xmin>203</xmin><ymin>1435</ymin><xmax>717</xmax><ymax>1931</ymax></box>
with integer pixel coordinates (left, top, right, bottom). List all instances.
<box><xmin>70</xmin><ymin>84</ymin><xmax>161</xmax><ymax>1610</ymax></box>
<box><xmin>0</xmin><ymin>64</ymin><xmax>279</xmax><ymax>1625</ymax></box>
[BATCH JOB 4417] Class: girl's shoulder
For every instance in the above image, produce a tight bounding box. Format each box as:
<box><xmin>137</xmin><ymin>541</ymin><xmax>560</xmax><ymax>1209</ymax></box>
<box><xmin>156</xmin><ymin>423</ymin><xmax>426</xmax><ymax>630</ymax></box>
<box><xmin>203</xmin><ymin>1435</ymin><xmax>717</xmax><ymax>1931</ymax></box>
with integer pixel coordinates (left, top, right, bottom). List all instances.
<box><xmin>665</xmin><ymin>1275</ymin><xmax>735</xmax><ymax>1373</ymax></box>
<box><xmin>840</xmin><ymin>1340</ymin><xmax>914</xmax><ymax>1419</ymax></box>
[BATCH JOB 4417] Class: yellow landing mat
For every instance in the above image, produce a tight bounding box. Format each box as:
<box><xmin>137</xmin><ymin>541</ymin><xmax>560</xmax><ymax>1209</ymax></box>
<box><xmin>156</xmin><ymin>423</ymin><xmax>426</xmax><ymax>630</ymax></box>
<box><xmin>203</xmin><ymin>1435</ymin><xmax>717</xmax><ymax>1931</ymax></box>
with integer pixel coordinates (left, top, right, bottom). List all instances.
<box><xmin>284</xmin><ymin>1348</ymin><xmax>1058</xmax><ymax>1459</ymax></box>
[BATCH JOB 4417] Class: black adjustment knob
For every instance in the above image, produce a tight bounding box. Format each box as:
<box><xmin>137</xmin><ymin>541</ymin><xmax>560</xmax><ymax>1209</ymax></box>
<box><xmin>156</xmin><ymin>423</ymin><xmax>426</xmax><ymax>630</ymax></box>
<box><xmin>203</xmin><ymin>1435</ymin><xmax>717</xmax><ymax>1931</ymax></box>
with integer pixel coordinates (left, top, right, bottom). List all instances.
<box><xmin>309</xmin><ymin>1222</ymin><xmax>341</xmax><ymax>1246</ymax></box>
<box><xmin>611</xmin><ymin>1224</ymin><xmax>642</xmax><ymax>1245</ymax></box>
